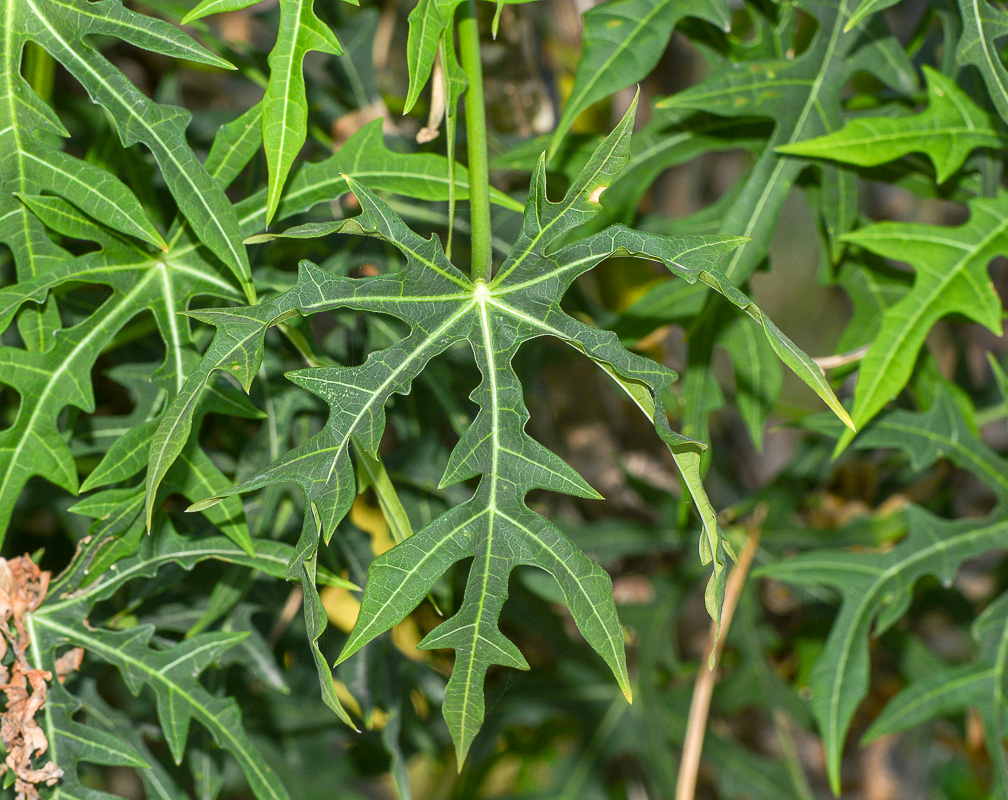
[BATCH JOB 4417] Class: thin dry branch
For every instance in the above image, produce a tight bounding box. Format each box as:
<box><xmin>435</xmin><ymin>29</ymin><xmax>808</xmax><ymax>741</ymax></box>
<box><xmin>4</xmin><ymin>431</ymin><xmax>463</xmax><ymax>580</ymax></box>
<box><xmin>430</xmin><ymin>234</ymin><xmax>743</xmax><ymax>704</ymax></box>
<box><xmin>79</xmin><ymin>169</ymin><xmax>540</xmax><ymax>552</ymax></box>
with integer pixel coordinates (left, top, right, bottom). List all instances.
<box><xmin>675</xmin><ymin>527</ymin><xmax>762</xmax><ymax>800</ymax></box>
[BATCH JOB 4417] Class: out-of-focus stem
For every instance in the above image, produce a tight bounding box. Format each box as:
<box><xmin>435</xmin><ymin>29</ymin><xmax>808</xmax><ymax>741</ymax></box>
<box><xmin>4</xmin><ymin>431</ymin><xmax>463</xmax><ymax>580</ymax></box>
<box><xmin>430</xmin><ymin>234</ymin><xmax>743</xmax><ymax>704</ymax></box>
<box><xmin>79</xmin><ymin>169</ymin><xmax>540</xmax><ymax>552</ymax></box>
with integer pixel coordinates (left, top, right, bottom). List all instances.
<box><xmin>457</xmin><ymin>0</ymin><xmax>492</xmax><ymax>282</ymax></box>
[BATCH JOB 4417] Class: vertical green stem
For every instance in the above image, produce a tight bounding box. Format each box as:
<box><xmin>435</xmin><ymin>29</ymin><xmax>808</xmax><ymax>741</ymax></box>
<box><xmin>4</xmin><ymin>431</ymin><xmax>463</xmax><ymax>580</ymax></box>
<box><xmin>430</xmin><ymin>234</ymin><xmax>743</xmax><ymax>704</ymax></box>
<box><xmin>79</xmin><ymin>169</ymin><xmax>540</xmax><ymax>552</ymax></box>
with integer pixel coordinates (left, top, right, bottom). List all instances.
<box><xmin>458</xmin><ymin>0</ymin><xmax>492</xmax><ymax>283</ymax></box>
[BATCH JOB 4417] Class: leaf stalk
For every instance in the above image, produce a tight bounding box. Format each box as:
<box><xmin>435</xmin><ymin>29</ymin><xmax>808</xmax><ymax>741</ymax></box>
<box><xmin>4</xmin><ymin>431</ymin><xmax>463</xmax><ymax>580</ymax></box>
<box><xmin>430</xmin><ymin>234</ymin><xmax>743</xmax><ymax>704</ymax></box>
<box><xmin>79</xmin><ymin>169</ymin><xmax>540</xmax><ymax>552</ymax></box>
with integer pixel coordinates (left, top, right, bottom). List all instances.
<box><xmin>457</xmin><ymin>0</ymin><xmax>492</xmax><ymax>282</ymax></box>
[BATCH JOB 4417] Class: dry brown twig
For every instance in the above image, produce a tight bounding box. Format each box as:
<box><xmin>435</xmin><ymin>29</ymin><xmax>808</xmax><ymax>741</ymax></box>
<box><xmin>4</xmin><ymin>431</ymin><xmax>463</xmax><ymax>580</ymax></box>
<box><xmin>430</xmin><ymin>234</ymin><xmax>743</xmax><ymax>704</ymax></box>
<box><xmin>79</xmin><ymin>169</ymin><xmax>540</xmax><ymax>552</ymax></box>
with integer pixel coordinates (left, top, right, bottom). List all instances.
<box><xmin>675</xmin><ymin>523</ymin><xmax>763</xmax><ymax>800</ymax></box>
<box><xmin>417</xmin><ymin>53</ymin><xmax>446</xmax><ymax>144</ymax></box>
<box><xmin>812</xmin><ymin>345</ymin><xmax>870</xmax><ymax>371</ymax></box>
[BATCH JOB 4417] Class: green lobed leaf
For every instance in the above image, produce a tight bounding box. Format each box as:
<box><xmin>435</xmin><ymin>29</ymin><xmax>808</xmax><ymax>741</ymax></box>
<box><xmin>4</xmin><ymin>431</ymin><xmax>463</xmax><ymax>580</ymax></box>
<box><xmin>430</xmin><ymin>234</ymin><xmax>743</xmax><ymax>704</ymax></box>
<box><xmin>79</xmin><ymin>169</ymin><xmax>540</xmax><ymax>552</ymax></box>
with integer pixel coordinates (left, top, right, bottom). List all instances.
<box><xmin>657</xmin><ymin>0</ymin><xmax>915</xmax><ymax>285</ymax></box>
<box><xmin>853</xmin><ymin>389</ymin><xmax>1008</xmax><ymax>504</ymax></box>
<box><xmin>0</xmin><ymin>188</ymin><xmax>244</xmax><ymax>544</ymax></box>
<box><xmin>722</xmin><ymin>315</ymin><xmax>782</xmax><ymax>450</ymax></box>
<box><xmin>28</xmin><ymin>619</ymin><xmax>286</xmax><ymax>800</ymax></box>
<box><xmin>861</xmin><ymin>590</ymin><xmax>1008</xmax><ymax>795</ymax></box>
<box><xmin>760</xmin><ymin>507</ymin><xmax>1008</xmax><ymax>794</ymax></box>
<box><xmin>18</xmin><ymin>150</ymin><xmax>167</xmax><ymax>249</ymax></box>
<box><xmin>27</xmin><ymin>681</ymin><xmax>154</xmax><ymax>800</ymax></box>
<box><xmin>25</xmin><ymin>523</ymin><xmax>345</xmax><ymax>800</ymax></box>
<box><xmin>80</xmin><ymin>418</ymin><xmax>161</xmax><ymax>492</ymax></box>
<box><xmin>547</xmin><ymin>0</ymin><xmax>729</xmax><ymax>160</ymax></box>
<box><xmin>262</xmin><ymin>0</ymin><xmax>343</xmax><ymax>224</ymax></box>
<box><xmin>778</xmin><ymin>66</ymin><xmax>1003</xmax><ymax>183</ymax></box>
<box><xmin>650</xmin><ymin>0</ymin><xmax>915</xmax><ymax>445</ymax></box>
<box><xmin>836</xmin><ymin>192</ymin><xmax>1007</xmax><ymax>451</ymax></box>
<box><xmin>73</xmin><ymin>679</ymin><xmax>198</xmax><ymax>800</ymax></box>
<box><xmin>0</xmin><ymin>0</ymin><xmax>169</xmax><ymax>351</ymax></box>
<box><xmin>2</xmin><ymin>0</ymin><xmax>256</xmax><ymax>300</ymax></box>
<box><xmin>598</xmin><ymin>111</ymin><xmax>769</xmax><ymax>228</ymax></box>
<box><xmin>148</xmin><ymin>102</ymin><xmax>851</xmax><ymax>761</ymax></box>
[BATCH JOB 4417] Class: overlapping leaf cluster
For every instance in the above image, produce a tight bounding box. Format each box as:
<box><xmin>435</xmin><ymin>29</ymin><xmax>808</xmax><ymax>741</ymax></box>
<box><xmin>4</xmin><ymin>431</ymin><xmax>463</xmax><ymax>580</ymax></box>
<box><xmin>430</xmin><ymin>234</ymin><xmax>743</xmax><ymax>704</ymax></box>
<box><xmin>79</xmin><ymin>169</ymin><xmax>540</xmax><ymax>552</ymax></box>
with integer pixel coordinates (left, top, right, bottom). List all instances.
<box><xmin>544</xmin><ymin>0</ymin><xmax>1008</xmax><ymax>793</ymax></box>
<box><xmin>0</xmin><ymin>0</ymin><xmax>505</xmax><ymax>793</ymax></box>
<box><xmin>145</xmin><ymin>100</ymin><xmax>848</xmax><ymax>758</ymax></box>
<box><xmin>604</xmin><ymin>0</ymin><xmax>1008</xmax><ymax>794</ymax></box>
<box><xmin>2</xmin><ymin>0</ymin><xmax>1008</xmax><ymax>797</ymax></box>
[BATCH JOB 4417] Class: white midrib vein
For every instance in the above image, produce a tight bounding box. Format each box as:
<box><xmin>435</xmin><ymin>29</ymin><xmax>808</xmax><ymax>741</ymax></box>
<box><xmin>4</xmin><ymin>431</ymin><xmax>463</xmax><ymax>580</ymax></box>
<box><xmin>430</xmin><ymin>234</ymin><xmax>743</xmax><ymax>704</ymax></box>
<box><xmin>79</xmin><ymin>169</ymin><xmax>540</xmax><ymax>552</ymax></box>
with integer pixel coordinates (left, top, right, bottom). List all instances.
<box><xmin>971</xmin><ymin>0</ymin><xmax>1008</xmax><ymax>111</ymax></box>
<box><xmin>455</xmin><ymin>283</ymin><xmax>500</xmax><ymax>748</ymax></box>
<box><xmin>449</xmin><ymin>289</ymin><xmax>628</xmax><ymax>689</ymax></box>
<box><xmin>267</xmin><ymin>0</ymin><xmax>302</xmax><ymax>217</ymax></box>
<box><xmin>157</xmin><ymin>262</ymin><xmax>184</xmax><ymax>395</ymax></box>
<box><xmin>495</xmin><ymin>238</ymin><xmax>737</xmax><ymax>298</ymax></box>
<box><xmin>42</xmin><ymin>543</ymin><xmax>293</xmax><ymax>614</ymax></box>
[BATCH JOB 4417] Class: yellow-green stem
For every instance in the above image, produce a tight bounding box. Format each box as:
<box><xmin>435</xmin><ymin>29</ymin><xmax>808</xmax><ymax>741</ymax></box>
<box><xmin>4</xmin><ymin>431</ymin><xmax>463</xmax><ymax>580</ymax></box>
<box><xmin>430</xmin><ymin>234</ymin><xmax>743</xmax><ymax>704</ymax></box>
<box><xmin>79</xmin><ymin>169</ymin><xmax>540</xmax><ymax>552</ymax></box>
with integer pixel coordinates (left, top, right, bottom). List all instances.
<box><xmin>457</xmin><ymin>1</ymin><xmax>492</xmax><ymax>282</ymax></box>
<box><xmin>23</xmin><ymin>42</ymin><xmax>54</xmax><ymax>102</ymax></box>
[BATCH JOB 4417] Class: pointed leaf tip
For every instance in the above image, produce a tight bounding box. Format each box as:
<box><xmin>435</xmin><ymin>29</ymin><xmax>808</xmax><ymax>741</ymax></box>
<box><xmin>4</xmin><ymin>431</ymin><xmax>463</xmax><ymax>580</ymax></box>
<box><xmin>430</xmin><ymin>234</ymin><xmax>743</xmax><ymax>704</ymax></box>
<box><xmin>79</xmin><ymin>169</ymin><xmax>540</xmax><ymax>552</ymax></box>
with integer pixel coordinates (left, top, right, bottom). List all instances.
<box><xmin>186</xmin><ymin>496</ymin><xmax>225</xmax><ymax>512</ymax></box>
<box><xmin>832</xmin><ymin>427</ymin><xmax>856</xmax><ymax>460</ymax></box>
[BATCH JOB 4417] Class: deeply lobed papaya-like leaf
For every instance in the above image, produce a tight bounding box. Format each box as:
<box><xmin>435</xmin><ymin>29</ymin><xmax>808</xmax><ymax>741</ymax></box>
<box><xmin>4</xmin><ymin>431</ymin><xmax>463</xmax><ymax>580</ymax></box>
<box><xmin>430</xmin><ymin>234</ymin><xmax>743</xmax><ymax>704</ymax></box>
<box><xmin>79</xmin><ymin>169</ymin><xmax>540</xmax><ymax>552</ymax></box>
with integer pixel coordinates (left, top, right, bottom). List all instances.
<box><xmin>765</xmin><ymin>389</ymin><xmax>1008</xmax><ymax>793</ymax></box>
<box><xmin>778</xmin><ymin>66</ymin><xmax>1003</xmax><ymax>183</ymax></box>
<box><xmin>26</xmin><ymin>527</ymin><xmax>315</xmax><ymax>800</ymax></box>
<box><xmin>652</xmin><ymin>0</ymin><xmax>915</xmax><ymax>445</ymax></box>
<box><xmin>547</xmin><ymin>0</ymin><xmax>729</xmax><ymax>160</ymax></box>
<box><xmin>763</xmin><ymin>508</ymin><xmax>1008</xmax><ymax>795</ymax></box>
<box><xmin>836</xmin><ymin>193</ymin><xmax>1008</xmax><ymax>450</ymax></box>
<box><xmin>0</xmin><ymin>0</ymin><xmax>256</xmax><ymax>299</ymax></box>
<box><xmin>147</xmin><ymin>102</ymin><xmax>849</xmax><ymax>760</ymax></box>
<box><xmin>0</xmin><ymin>194</ymin><xmax>244</xmax><ymax>542</ymax></box>
<box><xmin>0</xmin><ymin>96</ymin><xmax>275</xmax><ymax>546</ymax></box>
<box><xmin>862</xmin><ymin>591</ymin><xmax>1008</xmax><ymax>796</ymax></box>
<box><xmin>0</xmin><ymin>1</ymin><xmax>266</xmax><ymax>554</ymax></box>
<box><xmin>0</xmin><ymin>79</ymin><xmax>513</xmax><ymax>548</ymax></box>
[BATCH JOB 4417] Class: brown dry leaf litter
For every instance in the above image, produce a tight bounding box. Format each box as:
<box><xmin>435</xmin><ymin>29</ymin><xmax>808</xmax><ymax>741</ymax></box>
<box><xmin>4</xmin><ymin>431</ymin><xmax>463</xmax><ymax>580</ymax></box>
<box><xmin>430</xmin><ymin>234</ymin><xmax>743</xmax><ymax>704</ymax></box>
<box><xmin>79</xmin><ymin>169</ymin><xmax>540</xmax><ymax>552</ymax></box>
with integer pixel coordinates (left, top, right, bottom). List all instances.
<box><xmin>0</xmin><ymin>556</ymin><xmax>70</xmax><ymax>800</ymax></box>
<box><xmin>53</xmin><ymin>648</ymin><xmax>83</xmax><ymax>685</ymax></box>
